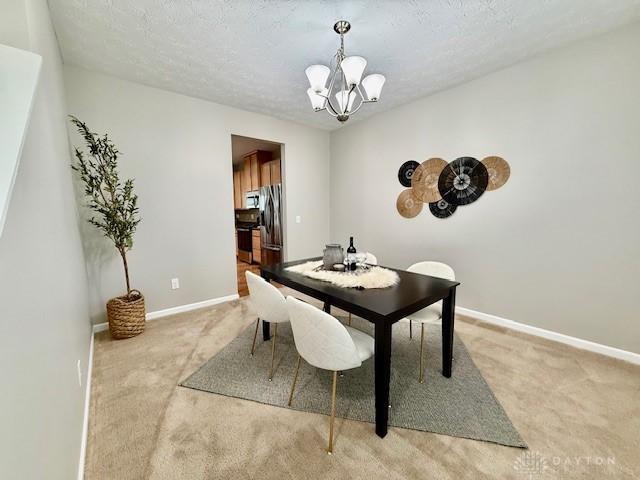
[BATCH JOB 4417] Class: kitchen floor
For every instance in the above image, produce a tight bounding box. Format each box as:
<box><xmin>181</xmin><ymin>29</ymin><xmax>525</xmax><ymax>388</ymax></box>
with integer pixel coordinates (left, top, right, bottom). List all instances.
<box><xmin>237</xmin><ymin>259</ymin><xmax>260</xmax><ymax>297</ymax></box>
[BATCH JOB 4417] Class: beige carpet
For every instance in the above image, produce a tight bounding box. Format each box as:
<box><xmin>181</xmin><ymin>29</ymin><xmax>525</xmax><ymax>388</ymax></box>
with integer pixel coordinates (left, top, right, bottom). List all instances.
<box><xmin>85</xmin><ymin>291</ymin><xmax>640</xmax><ymax>479</ymax></box>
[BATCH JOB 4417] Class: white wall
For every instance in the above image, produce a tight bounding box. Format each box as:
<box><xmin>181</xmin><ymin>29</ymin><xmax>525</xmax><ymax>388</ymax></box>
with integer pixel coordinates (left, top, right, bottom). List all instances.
<box><xmin>330</xmin><ymin>23</ymin><xmax>640</xmax><ymax>354</ymax></box>
<box><xmin>0</xmin><ymin>44</ymin><xmax>41</xmax><ymax>238</ymax></box>
<box><xmin>0</xmin><ymin>1</ymin><xmax>91</xmax><ymax>479</ymax></box>
<box><xmin>64</xmin><ymin>66</ymin><xmax>330</xmax><ymax>324</ymax></box>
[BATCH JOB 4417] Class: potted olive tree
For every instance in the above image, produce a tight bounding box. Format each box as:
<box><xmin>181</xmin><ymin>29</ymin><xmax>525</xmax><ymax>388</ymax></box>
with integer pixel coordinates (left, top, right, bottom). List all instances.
<box><xmin>70</xmin><ymin>116</ymin><xmax>144</xmax><ymax>339</ymax></box>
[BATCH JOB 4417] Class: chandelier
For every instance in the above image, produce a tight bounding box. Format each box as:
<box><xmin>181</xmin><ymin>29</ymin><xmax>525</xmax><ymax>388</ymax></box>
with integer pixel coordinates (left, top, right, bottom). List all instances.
<box><xmin>305</xmin><ymin>20</ymin><xmax>386</xmax><ymax>123</ymax></box>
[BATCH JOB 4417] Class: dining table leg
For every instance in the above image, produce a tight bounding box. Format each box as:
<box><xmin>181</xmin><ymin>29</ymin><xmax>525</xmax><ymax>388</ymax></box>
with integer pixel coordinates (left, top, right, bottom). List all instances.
<box><xmin>374</xmin><ymin>321</ymin><xmax>392</xmax><ymax>438</ymax></box>
<box><xmin>323</xmin><ymin>301</ymin><xmax>331</xmax><ymax>313</ymax></box>
<box><xmin>262</xmin><ymin>319</ymin><xmax>271</xmax><ymax>341</ymax></box>
<box><xmin>441</xmin><ymin>286</ymin><xmax>457</xmax><ymax>378</ymax></box>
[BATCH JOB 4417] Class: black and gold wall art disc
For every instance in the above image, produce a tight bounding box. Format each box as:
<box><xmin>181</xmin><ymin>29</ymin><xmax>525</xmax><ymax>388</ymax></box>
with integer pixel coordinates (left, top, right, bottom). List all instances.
<box><xmin>438</xmin><ymin>156</ymin><xmax>489</xmax><ymax>206</ymax></box>
<box><xmin>429</xmin><ymin>199</ymin><xmax>457</xmax><ymax>218</ymax></box>
<box><xmin>398</xmin><ymin>160</ymin><xmax>420</xmax><ymax>187</ymax></box>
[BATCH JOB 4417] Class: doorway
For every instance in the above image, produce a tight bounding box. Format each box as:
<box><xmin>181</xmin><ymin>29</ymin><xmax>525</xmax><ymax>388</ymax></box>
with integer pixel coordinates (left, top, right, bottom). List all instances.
<box><xmin>231</xmin><ymin>135</ymin><xmax>284</xmax><ymax>296</ymax></box>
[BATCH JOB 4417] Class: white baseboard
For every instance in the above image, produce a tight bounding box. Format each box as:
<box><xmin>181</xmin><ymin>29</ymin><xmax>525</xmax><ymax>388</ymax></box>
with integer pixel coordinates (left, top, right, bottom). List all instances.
<box><xmin>145</xmin><ymin>294</ymin><xmax>240</xmax><ymax>320</ymax></box>
<box><xmin>457</xmin><ymin>306</ymin><xmax>640</xmax><ymax>365</ymax></box>
<box><xmin>77</xmin><ymin>329</ymin><xmax>94</xmax><ymax>480</ymax></box>
<box><xmin>92</xmin><ymin>293</ymin><xmax>240</xmax><ymax>333</ymax></box>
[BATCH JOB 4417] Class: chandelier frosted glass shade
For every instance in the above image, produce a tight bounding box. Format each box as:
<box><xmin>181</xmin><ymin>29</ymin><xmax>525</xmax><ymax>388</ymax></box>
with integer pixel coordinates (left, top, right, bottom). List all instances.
<box><xmin>305</xmin><ymin>65</ymin><xmax>330</xmax><ymax>93</ymax></box>
<box><xmin>340</xmin><ymin>56</ymin><xmax>367</xmax><ymax>86</ymax></box>
<box><xmin>307</xmin><ymin>88</ymin><xmax>328</xmax><ymax>111</ymax></box>
<box><xmin>335</xmin><ymin>90</ymin><xmax>356</xmax><ymax>113</ymax></box>
<box><xmin>362</xmin><ymin>74</ymin><xmax>386</xmax><ymax>101</ymax></box>
<box><xmin>304</xmin><ymin>21</ymin><xmax>385</xmax><ymax>123</ymax></box>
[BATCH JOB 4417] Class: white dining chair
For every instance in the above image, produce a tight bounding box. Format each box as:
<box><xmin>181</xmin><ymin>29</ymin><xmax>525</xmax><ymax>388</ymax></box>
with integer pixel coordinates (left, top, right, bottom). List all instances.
<box><xmin>245</xmin><ymin>271</ymin><xmax>289</xmax><ymax>380</ymax></box>
<box><xmin>285</xmin><ymin>296</ymin><xmax>374</xmax><ymax>454</ymax></box>
<box><xmin>364</xmin><ymin>252</ymin><xmax>378</xmax><ymax>265</ymax></box>
<box><xmin>403</xmin><ymin>261</ymin><xmax>455</xmax><ymax>383</ymax></box>
<box><xmin>347</xmin><ymin>252</ymin><xmax>378</xmax><ymax>326</ymax></box>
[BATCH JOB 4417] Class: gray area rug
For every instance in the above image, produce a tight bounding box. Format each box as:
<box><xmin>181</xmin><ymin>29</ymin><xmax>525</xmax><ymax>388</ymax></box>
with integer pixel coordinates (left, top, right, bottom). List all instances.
<box><xmin>180</xmin><ymin>316</ymin><xmax>526</xmax><ymax>448</ymax></box>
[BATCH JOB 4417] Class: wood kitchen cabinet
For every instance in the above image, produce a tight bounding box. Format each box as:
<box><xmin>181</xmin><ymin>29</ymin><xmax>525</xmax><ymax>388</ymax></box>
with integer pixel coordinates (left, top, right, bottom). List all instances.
<box><xmin>243</xmin><ymin>154</ymin><xmax>258</xmax><ymax>192</ymax></box>
<box><xmin>260</xmin><ymin>160</ymin><xmax>271</xmax><ymax>187</ymax></box>
<box><xmin>241</xmin><ymin>159</ymin><xmax>251</xmax><ymax>198</ymax></box>
<box><xmin>233</xmin><ymin>170</ymin><xmax>242</xmax><ymax>209</ymax></box>
<box><xmin>270</xmin><ymin>159</ymin><xmax>281</xmax><ymax>184</ymax></box>
<box><xmin>234</xmin><ymin>150</ymin><xmax>275</xmax><ymax>208</ymax></box>
<box><xmin>250</xmin><ymin>155</ymin><xmax>259</xmax><ymax>191</ymax></box>
<box><xmin>259</xmin><ymin>159</ymin><xmax>282</xmax><ymax>186</ymax></box>
<box><xmin>244</xmin><ymin>151</ymin><xmax>271</xmax><ymax>192</ymax></box>
<box><xmin>251</xmin><ymin>229</ymin><xmax>261</xmax><ymax>264</ymax></box>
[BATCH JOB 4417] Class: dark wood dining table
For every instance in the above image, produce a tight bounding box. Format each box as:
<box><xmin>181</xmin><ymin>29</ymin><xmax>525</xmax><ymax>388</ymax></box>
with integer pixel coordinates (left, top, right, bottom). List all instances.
<box><xmin>260</xmin><ymin>257</ymin><xmax>460</xmax><ymax>438</ymax></box>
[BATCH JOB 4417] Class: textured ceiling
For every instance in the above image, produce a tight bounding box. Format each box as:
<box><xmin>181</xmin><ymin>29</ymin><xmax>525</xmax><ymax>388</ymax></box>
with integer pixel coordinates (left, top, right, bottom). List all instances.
<box><xmin>49</xmin><ymin>0</ymin><xmax>640</xmax><ymax>130</ymax></box>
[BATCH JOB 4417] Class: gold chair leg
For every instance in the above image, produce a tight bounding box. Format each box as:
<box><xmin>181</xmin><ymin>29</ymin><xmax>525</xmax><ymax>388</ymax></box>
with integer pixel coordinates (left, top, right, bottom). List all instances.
<box><xmin>409</xmin><ymin>320</ymin><xmax>413</xmax><ymax>339</ymax></box>
<box><xmin>288</xmin><ymin>354</ymin><xmax>301</xmax><ymax>406</ymax></box>
<box><xmin>327</xmin><ymin>370</ymin><xmax>338</xmax><ymax>454</ymax></box>
<box><xmin>250</xmin><ymin>318</ymin><xmax>260</xmax><ymax>356</ymax></box>
<box><xmin>419</xmin><ymin>323</ymin><xmax>425</xmax><ymax>383</ymax></box>
<box><xmin>269</xmin><ymin>323</ymin><xmax>278</xmax><ymax>381</ymax></box>
<box><xmin>348</xmin><ymin>313</ymin><xmax>352</xmax><ymax>326</ymax></box>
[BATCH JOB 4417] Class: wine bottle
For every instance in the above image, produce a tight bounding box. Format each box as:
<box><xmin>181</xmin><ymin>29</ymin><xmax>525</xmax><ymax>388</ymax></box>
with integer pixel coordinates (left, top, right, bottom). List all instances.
<box><xmin>347</xmin><ymin>236</ymin><xmax>356</xmax><ymax>271</ymax></box>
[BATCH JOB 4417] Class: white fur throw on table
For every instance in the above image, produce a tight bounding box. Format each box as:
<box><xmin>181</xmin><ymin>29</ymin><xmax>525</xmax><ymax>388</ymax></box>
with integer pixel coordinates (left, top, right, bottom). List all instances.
<box><xmin>286</xmin><ymin>261</ymin><xmax>399</xmax><ymax>289</ymax></box>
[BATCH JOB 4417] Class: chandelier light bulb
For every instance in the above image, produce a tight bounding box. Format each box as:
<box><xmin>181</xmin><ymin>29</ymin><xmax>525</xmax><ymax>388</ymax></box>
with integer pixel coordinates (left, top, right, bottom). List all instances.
<box><xmin>340</xmin><ymin>56</ymin><xmax>367</xmax><ymax>86</ymax></box>
<box><xmin>362</xmin><ymin>74</ymin><xmax>386</xmax><ymax>101</ymax></box>
<box><xmin>305</xmin><ymin>65</ymin><xmax>330</xmax><ymax>93</ymax></box>
<box><xmin>335</xmin><ymin>90</ymin><xmax>356</xmax><ymax>114</ymax></box>
<box><xmin>307</xmin><ymin>88</ymin><xmax>327</xmax><ymax>111</ymax></box>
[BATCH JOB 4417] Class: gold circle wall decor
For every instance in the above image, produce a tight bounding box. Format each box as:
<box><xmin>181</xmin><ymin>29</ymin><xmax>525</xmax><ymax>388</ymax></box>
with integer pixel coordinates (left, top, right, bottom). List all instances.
<box><xmin>396</xmin><ymin>189</ymin><xmax>423</xmax><ymax>218</ymax></box>
<box><xmin>411</xmin><ymin>157</ymin><xmax>448</xmax><ymax>203</ymax></box>
<box><xmin>395</xmin><ymin>155</ymin><xmax>510</xmax><ymax>219</ymax></box>
<box><xmin>482</xmin><ymin>156</ymin><xmax>511</xmax><ymax>191</ymax></box>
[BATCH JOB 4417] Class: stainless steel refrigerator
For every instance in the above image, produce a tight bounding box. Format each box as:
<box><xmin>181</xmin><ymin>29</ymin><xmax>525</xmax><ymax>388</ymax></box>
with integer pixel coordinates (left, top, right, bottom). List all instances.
<box><xmin>259</xmin><ymin>183</ymin><xmax>283</xmax><ymax>264</ymax></box>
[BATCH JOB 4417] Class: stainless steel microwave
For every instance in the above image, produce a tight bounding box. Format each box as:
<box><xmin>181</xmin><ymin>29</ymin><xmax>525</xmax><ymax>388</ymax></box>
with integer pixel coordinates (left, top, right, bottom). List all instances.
<box><xmin>245</xmin><ymin>191</ymin><xmax>259</xmax><ymax>208</ymax></box>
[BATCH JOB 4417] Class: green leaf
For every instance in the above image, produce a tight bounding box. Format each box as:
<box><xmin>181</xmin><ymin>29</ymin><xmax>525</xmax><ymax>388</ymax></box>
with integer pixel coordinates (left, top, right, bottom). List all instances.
<box><xmin>69</xmin><ymin>116</ymin><xmax>142</xmax><ymax>291</ymax></box>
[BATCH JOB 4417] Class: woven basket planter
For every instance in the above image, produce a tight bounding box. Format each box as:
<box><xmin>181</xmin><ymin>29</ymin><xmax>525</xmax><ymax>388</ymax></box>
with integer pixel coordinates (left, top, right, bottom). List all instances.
<box><xmin>106</xmin><ymin>289</ymin><xmax>146</xmax><ymax>339</ymax></box>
